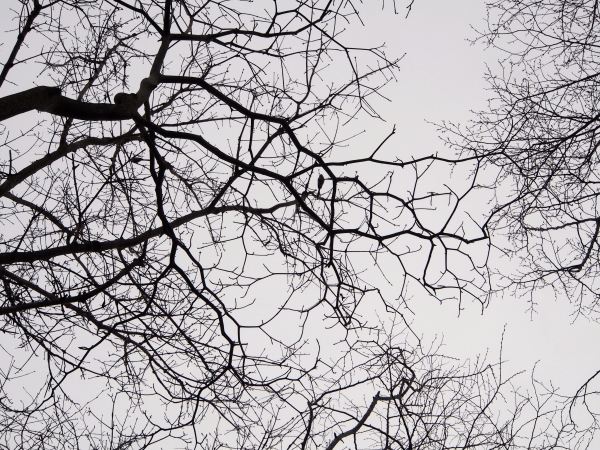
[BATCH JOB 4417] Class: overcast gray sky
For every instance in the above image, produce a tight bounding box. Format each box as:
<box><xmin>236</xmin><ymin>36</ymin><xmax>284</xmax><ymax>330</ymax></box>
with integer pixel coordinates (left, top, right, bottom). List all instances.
<box><xmin>1</xmin><ymin>0</ymin><xmax>598</xmax><ymax>446</ymax></box>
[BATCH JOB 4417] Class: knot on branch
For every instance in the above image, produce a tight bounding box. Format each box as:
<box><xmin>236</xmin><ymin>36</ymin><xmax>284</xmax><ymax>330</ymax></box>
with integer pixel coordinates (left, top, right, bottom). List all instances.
<box><xmin>40</xmin><ymin>86</ymin><xmax>62</xmax><ymax>97</ymax></box>
<box><xmin>113</xmin><ymin>92</ymin><xmax>138</xmax><ymax>106</ymax></box>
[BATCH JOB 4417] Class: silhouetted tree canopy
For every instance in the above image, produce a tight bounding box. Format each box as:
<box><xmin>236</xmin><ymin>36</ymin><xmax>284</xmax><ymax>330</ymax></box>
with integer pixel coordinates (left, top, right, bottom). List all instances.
<box><xmin>441</xmin><ymin>0</ymin><xmax>600</xmax><ymax>442</ymax></box>
<box><xmin>0</xmin><ymin>0</ymin><xmax>595</xmax><ymax>448</ymax></box>
<box><xmin>447</xmin><ymin>0</ymin><xmax>600</xmax><ymax>314</ymax></box>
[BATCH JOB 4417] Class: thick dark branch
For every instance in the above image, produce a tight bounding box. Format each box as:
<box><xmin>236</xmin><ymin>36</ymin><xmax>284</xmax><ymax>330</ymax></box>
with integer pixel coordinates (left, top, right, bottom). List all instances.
<box><xmin>139</xmin><ymin>116</ymin><xmax>333</xmax><ymax>230</ymax></box>
<box><xmin>326</xmin><ymin>392</ymin><xmax>383</xmax><ymax>450</ymax></box>
<box><xmin>0</xmin><ymin>86</ymin><xmax>134</xmax><ymax>122</ymax></box>
<box><xmin>0</xmin><ymin>200</ymin><xmax>297</xmax><ymax>265</ymax></box>
<box><xmin>159</xmin><ymin>75</ymin><xmax>288</xmax><ymax>125</ymax></box>
<box><xmin>3</xmin><ymin>191</ymin><xmax>70</xmax><ymax>234</ymax></box>
<box><xmin>0</xmin><ymin>73</ymin><xmax>161</xmax><ymax>122</ymax></box>
<box><xmin>0</xmin><ymin>255</ymin><xmax>143</xmax><ymax>315</ymax></box>
<box><xmin>0</xmin><ymin>86</ymin><xmax>58</xmax><ymax>121</ymax></box>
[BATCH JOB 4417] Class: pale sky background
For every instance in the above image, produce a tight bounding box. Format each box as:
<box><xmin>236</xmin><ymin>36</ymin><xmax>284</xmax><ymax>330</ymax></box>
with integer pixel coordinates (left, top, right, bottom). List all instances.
<box><xmin>2</xmin><ymin>0</ymin><xmax>599</xmax><ymax>444</ymax></box>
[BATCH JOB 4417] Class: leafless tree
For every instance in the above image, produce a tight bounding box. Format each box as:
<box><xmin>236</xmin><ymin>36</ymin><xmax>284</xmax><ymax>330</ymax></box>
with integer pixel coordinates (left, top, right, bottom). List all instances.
<box><xmin>439</xmin><ymin>0</ymin><xmax>600</xmax><ymax>442</ymax></box>
<box><xmin>444</xmin><ymin>0</ymin><xmax>600</xmax><ymax>315</ymax></box>
<box><xmin>0</xmin><ymin>0</ymin><xmax>589</xmax><ymax>448</ymax></box>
